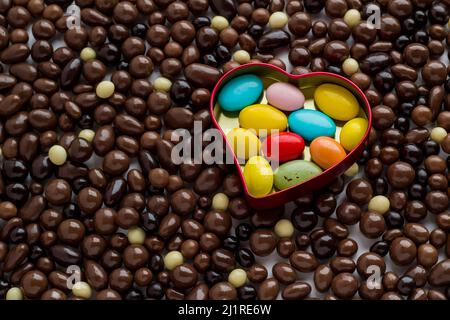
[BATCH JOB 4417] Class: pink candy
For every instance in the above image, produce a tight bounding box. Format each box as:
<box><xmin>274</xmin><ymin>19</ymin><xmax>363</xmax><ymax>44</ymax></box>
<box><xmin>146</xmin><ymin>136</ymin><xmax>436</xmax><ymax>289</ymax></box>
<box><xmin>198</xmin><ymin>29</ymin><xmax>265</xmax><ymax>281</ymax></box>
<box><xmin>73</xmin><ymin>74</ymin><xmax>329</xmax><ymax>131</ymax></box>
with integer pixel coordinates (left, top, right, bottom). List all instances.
<box><xmin>266</xmin><ymin>82</ymin><xmax>305</xmax><ymax>111</ymax></box>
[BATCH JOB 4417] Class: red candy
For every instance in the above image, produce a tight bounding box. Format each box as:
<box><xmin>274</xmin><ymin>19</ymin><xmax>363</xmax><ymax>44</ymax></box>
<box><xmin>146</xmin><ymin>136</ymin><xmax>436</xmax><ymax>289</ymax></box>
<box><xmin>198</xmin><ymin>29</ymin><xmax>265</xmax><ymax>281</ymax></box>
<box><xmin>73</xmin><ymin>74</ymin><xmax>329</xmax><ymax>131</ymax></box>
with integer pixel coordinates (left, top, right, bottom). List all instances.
<box><xmin>262</xmin><ymin>132</ymin><xmax>305</xmax><ymax>163</ymax></box>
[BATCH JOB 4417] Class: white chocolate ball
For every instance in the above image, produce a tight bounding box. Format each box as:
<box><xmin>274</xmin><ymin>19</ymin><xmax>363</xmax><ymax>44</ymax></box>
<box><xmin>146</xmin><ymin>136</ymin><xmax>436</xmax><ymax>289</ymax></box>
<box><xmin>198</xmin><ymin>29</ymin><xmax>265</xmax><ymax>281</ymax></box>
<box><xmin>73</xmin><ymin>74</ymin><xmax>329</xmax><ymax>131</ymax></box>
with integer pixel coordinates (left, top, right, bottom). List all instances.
<box><xmin>6</xmin><ymin>287</ymin><xmax>23</xmax><ymax>300</ymax></box>
<box><xmin>128</xmin><ymin>227</ymin><xmax>146</xmax><ymax>244</ymax></box>
<box><xmin>153</xmin><ymin>77</ymin><xmax>172</xmax><ymax>92</ymax></box>
<box><xmin>80</xmin><ymin>47</ymin><xmax>96</xmax><ymax>61</ymax></box>
<box><xmin>430</xmin><ymin>127</ymin><xmax>447</xmax><ymax>143</ymax></box>
<box><xmin>274</xmin><ymin>219</ymin><xmax>294</xmax><ymax>238</ymax></box>
<box><xmin>211</xmin><ymin>16</ymin><xmax>229</xmax><ymax>31</ymax></box>
<box><xmin>342</xmin><ymin>58</ymin><xmax>359</xmax><ymax>76</ymax></box>
<box><xmin>72</xmin><ymin>281</ymin><xmax>92</xmax><ymax>299</ymax></box>
<box><xmin>211</xmin><ymin>193</ymin><xmax>229</xmax><ymax>211</ymax></box>
<box><xmin>164</xmin><ymin>251</ymin><xmax>184</xmax><ymax>270</ymax></box>
<box><xmin>233</xmin><ymin>50</ymin><xmax>251</xmax><ymax>64</ymax></box>
<box><xmin>269</xmin><ymin>12</ymin><xmax>288</xmax><ymax>29</ymax></box>
<box><xmin>344</xmin><ymin>163</ymin><xmax>359</xmax><ymax>177</ymax></box>
<box><xmin>344</xmin><ymin>9</ymin><xmax>361</xmax><ymax>27</ymax></box>
<box><xmin>96</xmin><ymin>81</ymin><xmax>115</xmax><ymax>99</ymax></box>
<box><xmin>228</xmin><ymin>268</ymin><xmax>247</xmax><ymax>288</ymax></box>
<box><xmin>48</xmin><ymin>145</ymin><xmax>67</xmax><ymax>166</ymax></box>
<box><xmin>368</xmin><ymin>195</ymin><xmax>390</xmax><ymax>215</ymax></box>
<box><xmin>78</xmin><ymin>129</ymin><xmax>95</xmax><ymax>143</ymax></box>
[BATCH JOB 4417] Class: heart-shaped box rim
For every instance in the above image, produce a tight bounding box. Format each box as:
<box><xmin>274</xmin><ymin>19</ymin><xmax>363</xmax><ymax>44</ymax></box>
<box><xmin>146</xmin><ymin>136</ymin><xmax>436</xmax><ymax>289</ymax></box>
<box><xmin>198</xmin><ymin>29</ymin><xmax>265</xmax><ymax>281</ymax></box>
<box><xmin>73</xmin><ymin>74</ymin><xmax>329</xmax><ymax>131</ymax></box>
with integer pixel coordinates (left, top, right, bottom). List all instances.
<box><xmin>210</xmin><ymin>62</ymin><xmax>373</xmax><ymax>209</ymax></box>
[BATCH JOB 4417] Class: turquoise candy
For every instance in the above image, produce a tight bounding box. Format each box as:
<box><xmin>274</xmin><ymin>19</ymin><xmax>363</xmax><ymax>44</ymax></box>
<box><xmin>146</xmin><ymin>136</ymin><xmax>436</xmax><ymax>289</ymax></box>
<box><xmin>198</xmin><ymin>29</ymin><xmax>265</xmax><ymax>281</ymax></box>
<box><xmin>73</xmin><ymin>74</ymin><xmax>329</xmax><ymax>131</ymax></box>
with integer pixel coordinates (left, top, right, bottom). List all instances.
<box><xmin>288</xmin><ymin>109</ymin><xmax>336</xmax><ymax>141</ymax></box>
<box><xmin>274</xmin><ymin>160</ymin><xmax>323</xmax><ymax>190</ymax></box>
<box><xmin>218</xmin><ymin>74</ymin><xmax>263</xmax><ymax>112</ymax></box>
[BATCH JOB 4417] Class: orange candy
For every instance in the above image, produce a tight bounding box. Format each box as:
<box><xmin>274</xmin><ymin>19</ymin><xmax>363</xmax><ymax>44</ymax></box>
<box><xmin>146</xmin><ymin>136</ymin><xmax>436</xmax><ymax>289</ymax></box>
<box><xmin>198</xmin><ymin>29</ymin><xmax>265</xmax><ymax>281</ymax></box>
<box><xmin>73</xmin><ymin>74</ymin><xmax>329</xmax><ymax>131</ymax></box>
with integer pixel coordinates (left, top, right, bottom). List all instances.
<box><xmin>310</xmin><ymin>137</ymin><xmax>346</xmax><ymax>169</ymax></box>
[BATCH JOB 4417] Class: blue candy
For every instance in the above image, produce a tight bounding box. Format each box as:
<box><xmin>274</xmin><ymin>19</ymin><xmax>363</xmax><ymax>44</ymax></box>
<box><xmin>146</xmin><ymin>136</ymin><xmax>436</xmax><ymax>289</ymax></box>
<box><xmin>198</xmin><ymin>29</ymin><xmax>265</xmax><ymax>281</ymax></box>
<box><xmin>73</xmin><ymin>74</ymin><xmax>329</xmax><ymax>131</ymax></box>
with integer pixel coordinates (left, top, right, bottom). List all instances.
<box><xmin>288</xmin><ymin>109</ymin><xmax>336</xmax><ymax>141</ymax></box>
<box><xmin>218</xmin><ymin>74</ymin><xmax>263</xmax><ymax>112</ymax></box>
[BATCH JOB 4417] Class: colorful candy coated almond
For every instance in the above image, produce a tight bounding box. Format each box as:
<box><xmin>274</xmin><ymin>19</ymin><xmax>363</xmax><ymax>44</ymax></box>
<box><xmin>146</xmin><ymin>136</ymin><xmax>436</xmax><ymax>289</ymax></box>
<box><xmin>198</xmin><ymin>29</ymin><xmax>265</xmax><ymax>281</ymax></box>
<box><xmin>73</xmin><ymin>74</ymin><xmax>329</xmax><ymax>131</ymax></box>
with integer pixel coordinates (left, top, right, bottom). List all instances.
<box><xmin>266</xmin><ymin>82</ymin><xmax>305</xmax><ymax>111</ymax></box>
<box><xmin>310</xmin><ymin>136</ymin><xmax>347</xmax><ymax>169</ymax></box>
<box><xmin>239</xmin><ymin>104</ymin><xmax>288</xmax><ymax>136</ymax></box>
<box><xmin>262</xmin><ymin>132</ymin><xmax>305</xmax><ymax>163</ymax></box>
<box><xmin>218</xmin><ymin>74</ymin><xmax>263</xmax><ymax>112</ymax></box>
<box><xmin>340</xmin><ymin>118</ymin><xmax>368</xmax><ymax>151</ymax></box>
<box><xmin>243</xmin><ymin>156</ymin><xmax>274</xmax><ymax>197</ymax></box>
<box><xmin>314</xmin><ymin>83</ymin><xmax>359</xmax><ymax>121</ymax></box>
<box><xmin>226</xmin><ymin>128</ymin><xmax>261</xmax><ymax>160</ymax></box>
<box><xmin>274</xmin><ymin>160</ymin><xmax>322</xmax><ymax>190</ymax></box>
<box><xmin>288</xmin><ymin>109</ymin><xmax>336</xmax><ymax>141</ymax></box>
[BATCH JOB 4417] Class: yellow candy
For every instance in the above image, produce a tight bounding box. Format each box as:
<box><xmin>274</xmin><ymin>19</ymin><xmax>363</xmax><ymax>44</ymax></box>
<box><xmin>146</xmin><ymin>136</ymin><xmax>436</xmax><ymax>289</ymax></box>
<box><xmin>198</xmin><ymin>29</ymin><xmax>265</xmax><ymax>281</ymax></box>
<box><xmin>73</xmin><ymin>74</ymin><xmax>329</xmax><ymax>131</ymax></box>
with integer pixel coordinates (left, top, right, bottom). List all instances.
<box><xmin>314</xmin><ymin>84</ymin><xmax>360</xmax><ymax>121</ymax></box>
<box><xmin>340</xmin><ymin>118</ymin><xmax>368</xmax><ymax>151</ymax></box>
<box><xmin>226</xmin><ymin>128</ymin><xmax>261</xmax><ymax>160</ymax></box>
<box><xmin>243</xmin><ymin>156</ymin><xmax>273</xmax><ymax>197</ymax></box>
<box><xmin>239</xmin><ymin>104</ymin><xmax>288</xmax><ymax>136</ymax></box>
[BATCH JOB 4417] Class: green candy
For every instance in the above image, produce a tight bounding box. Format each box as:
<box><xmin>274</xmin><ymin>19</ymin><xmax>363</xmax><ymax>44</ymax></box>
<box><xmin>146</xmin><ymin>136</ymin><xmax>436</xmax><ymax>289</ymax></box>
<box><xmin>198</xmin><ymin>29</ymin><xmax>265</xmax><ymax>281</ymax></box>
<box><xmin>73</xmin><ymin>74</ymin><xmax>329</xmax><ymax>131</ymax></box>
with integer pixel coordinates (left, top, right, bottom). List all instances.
<box><xmin>274</xmin><ymin>160</ymin><xmax>323</xmax><ymax>190</ymax></box>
